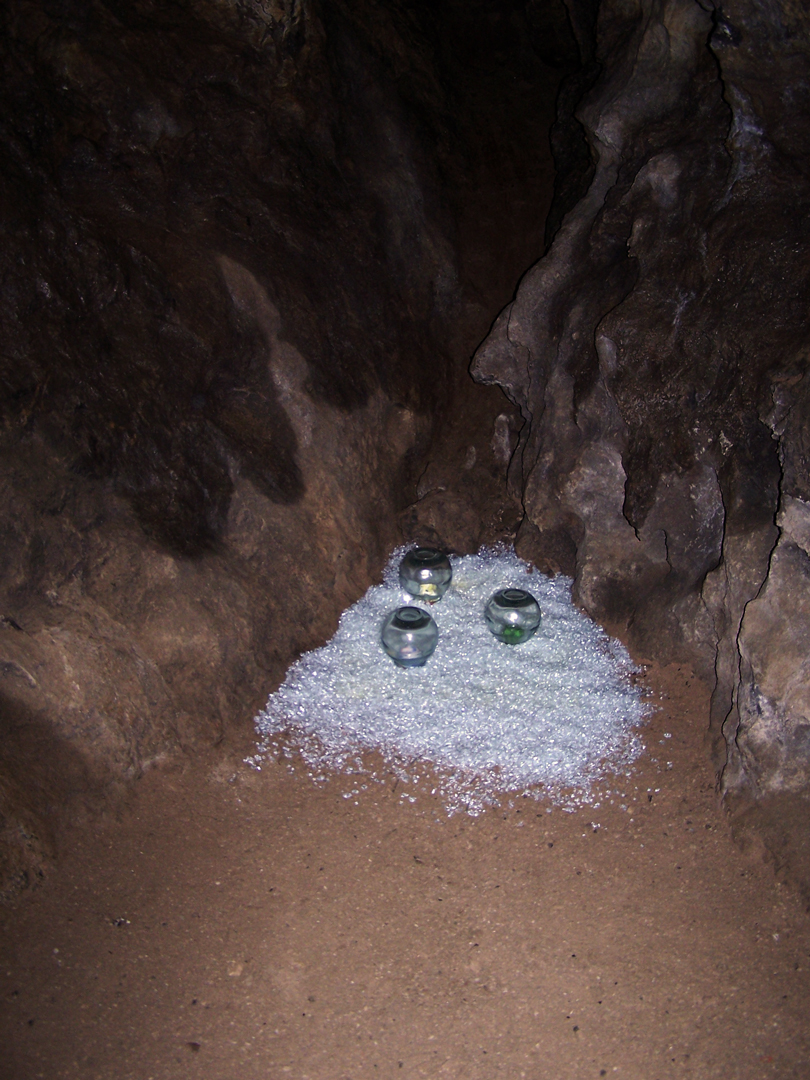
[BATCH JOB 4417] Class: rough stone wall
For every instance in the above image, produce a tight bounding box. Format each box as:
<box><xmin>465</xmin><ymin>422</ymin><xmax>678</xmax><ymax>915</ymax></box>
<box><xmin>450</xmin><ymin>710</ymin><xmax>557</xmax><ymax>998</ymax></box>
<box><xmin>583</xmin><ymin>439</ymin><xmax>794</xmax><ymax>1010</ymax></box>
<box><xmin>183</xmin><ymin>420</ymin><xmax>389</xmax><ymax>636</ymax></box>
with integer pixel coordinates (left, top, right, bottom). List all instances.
<box><xmin>0</xmin><ymin>0</ymin><xmax>457</xmax><ymax>896</ymax></box>
<box><xmin>473</xmin><ymin>0</ymin><xmax>810</xmax><ymax>800</ymax></box>
<box><xmin>0</xmin><ymin>0</ymin><xmax>565</xmax><ymax>897</ymax></box>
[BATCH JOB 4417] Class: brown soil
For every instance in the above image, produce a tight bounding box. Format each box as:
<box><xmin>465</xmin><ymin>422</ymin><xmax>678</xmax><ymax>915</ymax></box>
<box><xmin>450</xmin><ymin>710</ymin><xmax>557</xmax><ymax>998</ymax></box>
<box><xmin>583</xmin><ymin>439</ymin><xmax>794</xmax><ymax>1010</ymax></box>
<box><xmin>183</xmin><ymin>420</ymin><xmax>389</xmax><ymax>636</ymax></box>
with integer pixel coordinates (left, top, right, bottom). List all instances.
<box><xmin>1</xmin><ymin>663</ymin><xmax>809</xmax><ymax>1080</ymax></box>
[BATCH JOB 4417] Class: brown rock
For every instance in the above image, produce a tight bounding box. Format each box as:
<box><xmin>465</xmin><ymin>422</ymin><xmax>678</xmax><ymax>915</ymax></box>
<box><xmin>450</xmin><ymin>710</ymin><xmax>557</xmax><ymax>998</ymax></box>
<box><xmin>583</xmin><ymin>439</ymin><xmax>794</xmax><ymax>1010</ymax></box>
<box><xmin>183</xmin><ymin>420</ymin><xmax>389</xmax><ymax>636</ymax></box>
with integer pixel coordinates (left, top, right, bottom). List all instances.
<box><xmin>0</xmin><ymin>0</ymin><xmax>563</xmax><ymax>895</ymax></box>
<box><xmin>473</xmin><ymin>0</ymin><xmax>810</xmax><ymax>798</ymax></box>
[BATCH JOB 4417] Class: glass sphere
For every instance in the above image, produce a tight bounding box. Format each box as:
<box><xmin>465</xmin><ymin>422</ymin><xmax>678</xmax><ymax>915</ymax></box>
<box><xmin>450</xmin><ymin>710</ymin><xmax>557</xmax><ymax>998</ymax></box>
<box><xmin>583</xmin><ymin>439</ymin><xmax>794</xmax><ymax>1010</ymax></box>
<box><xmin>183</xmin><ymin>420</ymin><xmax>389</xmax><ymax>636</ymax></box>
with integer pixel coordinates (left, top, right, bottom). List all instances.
<box><xmin>381</xmin><ymin>606</ymin><xmax>439</xmax><ymax>667</ymax></box>
<box><xmin>484</xmin><ymin>588</ymin><xmax>541</xmax><ymax>645</ymax></box>
<box><xmin>398</xmin><ymin>547</ymin><xmax>453</xmax><ymax>602</ymax></box>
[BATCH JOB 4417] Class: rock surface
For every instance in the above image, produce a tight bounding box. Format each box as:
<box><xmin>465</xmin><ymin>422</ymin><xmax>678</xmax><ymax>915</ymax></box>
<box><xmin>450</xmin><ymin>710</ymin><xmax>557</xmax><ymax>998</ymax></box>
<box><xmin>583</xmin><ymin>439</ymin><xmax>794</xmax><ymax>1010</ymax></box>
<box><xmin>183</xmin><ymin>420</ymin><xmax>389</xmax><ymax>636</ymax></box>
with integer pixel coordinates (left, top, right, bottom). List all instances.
<box><xmin>473</xmin><ymin>0</ymin><xmax>810</xmax><ymax>802</ymax></box>
<box><xmin>0</xmin><ymin>0</ymin><xmax>565</xmax><ymax>896</ymax></box>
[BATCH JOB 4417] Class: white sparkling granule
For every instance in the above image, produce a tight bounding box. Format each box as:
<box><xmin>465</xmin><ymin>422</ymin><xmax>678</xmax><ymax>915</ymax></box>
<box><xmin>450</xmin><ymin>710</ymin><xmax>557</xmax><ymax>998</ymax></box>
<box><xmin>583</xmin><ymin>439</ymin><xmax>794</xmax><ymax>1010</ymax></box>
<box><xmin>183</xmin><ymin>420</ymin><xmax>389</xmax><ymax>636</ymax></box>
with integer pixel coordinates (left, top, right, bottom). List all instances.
<box><xmin>251</xmin><ymin>547</ymin><xmax>649</xmax><ymax>814</ymax></box>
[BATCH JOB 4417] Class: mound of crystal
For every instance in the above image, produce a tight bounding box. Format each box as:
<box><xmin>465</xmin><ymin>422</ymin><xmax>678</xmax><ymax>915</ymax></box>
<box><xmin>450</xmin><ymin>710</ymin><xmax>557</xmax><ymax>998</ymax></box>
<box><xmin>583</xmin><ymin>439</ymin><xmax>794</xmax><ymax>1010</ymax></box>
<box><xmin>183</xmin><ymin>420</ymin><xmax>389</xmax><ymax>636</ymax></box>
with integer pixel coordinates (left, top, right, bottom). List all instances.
<box><xmin>381</xmin><ymin>606</ymin><xmax>439</xmax><ymax>667</ymax></box>
<box><xmin>484</xmin><ymin>588</ymin><xmax>542</xmax><ymax>646</ymax></box>
<box><xmin>398</xmin><ymin>547</ymin><xmax>453</xmax><ymax>603</ymax></box>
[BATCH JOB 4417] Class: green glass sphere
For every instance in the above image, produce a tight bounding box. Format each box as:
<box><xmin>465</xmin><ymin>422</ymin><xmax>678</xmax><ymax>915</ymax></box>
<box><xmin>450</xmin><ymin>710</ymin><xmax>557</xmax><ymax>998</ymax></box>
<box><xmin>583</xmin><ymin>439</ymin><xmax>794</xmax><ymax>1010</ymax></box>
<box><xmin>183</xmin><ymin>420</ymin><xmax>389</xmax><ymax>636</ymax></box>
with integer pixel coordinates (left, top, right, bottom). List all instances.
<box><xmin>484</xmin><ymin>588</ymin><xmax>541</xmax><ymax>645</ymax></box>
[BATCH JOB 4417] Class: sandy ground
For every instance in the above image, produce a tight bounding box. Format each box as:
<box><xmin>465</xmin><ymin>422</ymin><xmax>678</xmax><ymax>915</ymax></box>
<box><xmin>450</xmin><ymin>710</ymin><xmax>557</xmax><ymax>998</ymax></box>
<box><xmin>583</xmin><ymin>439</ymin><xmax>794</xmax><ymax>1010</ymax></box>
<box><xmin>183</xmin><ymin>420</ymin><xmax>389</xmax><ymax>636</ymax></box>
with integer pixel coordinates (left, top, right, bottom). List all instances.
<box><xmin>1</xmin><ymin>663</ymin><xmax>809</xmax><ymax>1080</ymax></box>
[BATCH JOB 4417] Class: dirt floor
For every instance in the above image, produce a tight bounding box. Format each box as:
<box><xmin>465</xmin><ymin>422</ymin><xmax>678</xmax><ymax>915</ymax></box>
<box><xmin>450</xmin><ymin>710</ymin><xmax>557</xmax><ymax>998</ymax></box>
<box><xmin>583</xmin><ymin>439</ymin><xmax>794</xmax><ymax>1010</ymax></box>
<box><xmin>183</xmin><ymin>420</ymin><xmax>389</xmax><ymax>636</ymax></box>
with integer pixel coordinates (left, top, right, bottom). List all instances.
<box><xmin>1</xmin><ymin>663</ymin><xmax>809</xmax><ymax>1080</ymax></box>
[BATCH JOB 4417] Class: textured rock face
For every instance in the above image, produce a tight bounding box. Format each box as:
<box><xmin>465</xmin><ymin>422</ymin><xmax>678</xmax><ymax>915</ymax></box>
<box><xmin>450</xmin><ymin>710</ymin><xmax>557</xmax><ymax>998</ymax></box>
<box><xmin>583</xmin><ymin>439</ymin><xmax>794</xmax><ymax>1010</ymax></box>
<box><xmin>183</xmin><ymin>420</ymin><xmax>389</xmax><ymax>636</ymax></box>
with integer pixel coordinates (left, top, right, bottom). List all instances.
<box><xmin>473</xmin><ymin>0</ymin><xmax>810</xmax><ymax>799</ymax></box>
<box><xmin>1</xmin><ymin>0</ymin><xmax>455</xmax><ymax>552</ymax></box>
<box><xmin>0</xmin><ymin>0</ymin><xmax>565</xmax><ymax>895</ymax></box>
<box><xmin>0</xmin><ymin>0</ymin><xmax>439</xmax><ymax>896</ymax></box>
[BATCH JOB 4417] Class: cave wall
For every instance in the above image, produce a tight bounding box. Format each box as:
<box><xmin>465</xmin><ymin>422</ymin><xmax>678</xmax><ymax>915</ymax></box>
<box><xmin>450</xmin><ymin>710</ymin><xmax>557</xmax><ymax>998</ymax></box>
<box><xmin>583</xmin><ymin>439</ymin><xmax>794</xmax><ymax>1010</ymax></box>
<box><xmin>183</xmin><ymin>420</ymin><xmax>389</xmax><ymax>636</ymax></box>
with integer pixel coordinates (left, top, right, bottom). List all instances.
<box><xmin>0</xmin><ymin>0</ymin><xmax>447</xmax><ymax>898</ymax></box>
<box><xmin>473</xmin><ymin>0</ymin><xmax>810</xmax><ymax>801</ymax></box>
<box><xmin>0</xmin><ymin>0</ymin><xmax>569</xmax><ymax>897</ymax></box>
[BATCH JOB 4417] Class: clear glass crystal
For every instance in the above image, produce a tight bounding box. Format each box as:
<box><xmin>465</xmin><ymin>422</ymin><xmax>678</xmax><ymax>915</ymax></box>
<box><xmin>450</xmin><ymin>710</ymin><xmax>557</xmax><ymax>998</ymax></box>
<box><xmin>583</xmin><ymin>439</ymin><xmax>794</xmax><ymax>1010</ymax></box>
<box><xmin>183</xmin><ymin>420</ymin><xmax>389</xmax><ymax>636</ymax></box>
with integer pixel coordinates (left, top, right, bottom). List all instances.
<box><xmin>381</xmin><ymin>606</ymin><xmax>439</xmax><ymax>667</ymax></box>
<box><xmin>484</xmin><ymin>588</ymin><xmax>542</xmax><ymax>645</ymax></box>
<box><xmin>398</xmin><ymin>547</ymin><xmax>453</xmax><ymax>602</ymax></box>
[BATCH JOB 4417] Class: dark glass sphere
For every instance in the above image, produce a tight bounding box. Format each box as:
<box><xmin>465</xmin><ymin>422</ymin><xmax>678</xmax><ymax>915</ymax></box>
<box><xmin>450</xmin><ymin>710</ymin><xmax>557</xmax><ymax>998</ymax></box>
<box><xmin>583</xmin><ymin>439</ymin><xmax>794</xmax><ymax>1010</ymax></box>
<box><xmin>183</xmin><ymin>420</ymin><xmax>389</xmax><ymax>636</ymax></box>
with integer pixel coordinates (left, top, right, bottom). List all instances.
<box><xmin>381</xmin><ymin>606</ymin><xmax>439</xmax><ymax>667</ymax></box>
<box><xmin>398</xmin><ymin>547</ymin><xmax>453</xmax><ymax>602</ymax></box>
<box><xmin>484</xmin><ymin>588</ymin><xmax>542</xmax><ymax>645</ymax></box>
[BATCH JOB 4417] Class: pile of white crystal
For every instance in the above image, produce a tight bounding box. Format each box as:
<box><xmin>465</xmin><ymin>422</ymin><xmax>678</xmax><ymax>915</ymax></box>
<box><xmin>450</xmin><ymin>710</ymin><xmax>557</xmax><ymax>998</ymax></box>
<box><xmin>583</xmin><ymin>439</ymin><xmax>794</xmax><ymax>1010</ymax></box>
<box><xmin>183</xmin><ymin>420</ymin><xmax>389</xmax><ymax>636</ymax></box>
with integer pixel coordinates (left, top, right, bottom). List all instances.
<box><xmin>251</xmin><ymin>547</ymin><xmax>648</xmax><ymax>814</ymax></box>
